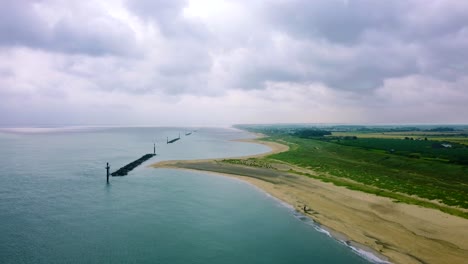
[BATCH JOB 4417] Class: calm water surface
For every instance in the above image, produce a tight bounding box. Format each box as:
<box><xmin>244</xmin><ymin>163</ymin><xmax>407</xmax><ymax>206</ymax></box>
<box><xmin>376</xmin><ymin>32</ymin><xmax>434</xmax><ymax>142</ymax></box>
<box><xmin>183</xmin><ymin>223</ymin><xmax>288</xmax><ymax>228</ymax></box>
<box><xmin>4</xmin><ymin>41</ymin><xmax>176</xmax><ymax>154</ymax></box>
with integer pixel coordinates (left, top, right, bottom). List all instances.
<box><xmin>0</xmin><ymin>127</ymin><xmax>372</xmax><ymax>263</ymax></box>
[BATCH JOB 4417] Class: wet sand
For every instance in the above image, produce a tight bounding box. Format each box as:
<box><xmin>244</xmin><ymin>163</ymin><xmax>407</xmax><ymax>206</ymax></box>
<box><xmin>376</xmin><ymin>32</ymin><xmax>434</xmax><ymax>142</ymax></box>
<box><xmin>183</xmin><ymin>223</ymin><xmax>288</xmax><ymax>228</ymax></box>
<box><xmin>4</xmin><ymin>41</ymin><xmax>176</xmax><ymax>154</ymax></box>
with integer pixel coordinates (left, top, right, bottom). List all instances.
<box><xmin>151</xmin><ymin>136</ymin><xmax>468</xmax><ymax>264</ymax></box>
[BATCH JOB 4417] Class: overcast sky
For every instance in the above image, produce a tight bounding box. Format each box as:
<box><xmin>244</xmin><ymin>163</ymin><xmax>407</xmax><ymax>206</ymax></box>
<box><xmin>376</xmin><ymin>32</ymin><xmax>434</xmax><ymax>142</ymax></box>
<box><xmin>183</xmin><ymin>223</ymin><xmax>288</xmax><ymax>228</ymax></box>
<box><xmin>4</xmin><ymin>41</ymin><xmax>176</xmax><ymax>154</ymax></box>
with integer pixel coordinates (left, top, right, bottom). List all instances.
<box><xmin>1</xmin><ymin>0</ymin><xmax>467</xmax><ymax>126</ymax></box>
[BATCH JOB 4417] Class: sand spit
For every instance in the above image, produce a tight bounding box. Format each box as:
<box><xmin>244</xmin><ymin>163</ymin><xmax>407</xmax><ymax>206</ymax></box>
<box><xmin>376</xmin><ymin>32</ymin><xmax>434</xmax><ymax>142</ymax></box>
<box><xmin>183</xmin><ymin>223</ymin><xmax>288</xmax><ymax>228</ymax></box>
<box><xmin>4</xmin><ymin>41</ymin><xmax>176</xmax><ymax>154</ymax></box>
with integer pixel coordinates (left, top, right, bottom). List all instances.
<box><xmin>150</xmin><ymin>136</ymin><xmax>468</xmax><ymax>264</ymax></box>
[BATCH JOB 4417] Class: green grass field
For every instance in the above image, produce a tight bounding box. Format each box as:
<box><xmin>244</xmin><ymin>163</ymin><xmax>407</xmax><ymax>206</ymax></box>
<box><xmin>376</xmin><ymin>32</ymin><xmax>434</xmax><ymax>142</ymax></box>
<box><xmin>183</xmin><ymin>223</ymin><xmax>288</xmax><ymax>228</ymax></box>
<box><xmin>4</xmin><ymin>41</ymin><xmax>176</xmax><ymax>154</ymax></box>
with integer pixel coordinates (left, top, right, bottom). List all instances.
<box><xmin>331</xmin><ymin>131</ymin><xmax>468</xmax><ymax>145</ymax></box>
<box><xmin>329</xmin><ymin>137</ymin><xmax>468</xmax><ymax>165</ymax></box>
<box><xmin>235</xmin><ymin>124</ymin><xmax>468</xmax><ymax>217</ymax></box>
<box><xmin>264</xmin><ymin>136</ymin><xmax>468</xmax><ymax>211</ymax></box>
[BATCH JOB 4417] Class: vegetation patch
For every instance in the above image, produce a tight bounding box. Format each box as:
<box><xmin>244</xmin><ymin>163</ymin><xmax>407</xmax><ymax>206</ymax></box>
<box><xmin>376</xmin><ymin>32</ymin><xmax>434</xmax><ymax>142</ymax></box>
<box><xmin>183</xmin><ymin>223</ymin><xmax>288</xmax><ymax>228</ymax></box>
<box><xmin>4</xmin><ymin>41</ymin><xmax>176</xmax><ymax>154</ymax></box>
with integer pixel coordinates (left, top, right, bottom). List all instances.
<box><xmin>329</xmin><ymin>137</ymin><xmax>468</xmax><ymax>165</ymax></box>
<box><xmin>267</xmin><ymin>136</ymin><xmax>468</xmax><ymax>209</ymax></box>
<box><xmin>221</xmin><ymin>158</ymin><xmax>274</xmax><ymax>169</ymax></box>
<box><xmin>234</xmin><ymin>124</ymin><xmax>468</xmax><ymax>217</ymax></box>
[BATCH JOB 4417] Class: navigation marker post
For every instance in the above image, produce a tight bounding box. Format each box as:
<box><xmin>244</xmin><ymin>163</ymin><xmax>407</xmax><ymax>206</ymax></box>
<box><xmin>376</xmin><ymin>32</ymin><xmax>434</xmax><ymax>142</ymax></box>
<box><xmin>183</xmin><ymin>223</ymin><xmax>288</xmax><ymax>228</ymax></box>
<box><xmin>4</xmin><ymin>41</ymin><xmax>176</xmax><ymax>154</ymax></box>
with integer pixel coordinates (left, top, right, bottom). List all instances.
<box><xmin>106</xmin><ymin>162</ymin><xmax>110</xmax><ymax>184</ymax></box>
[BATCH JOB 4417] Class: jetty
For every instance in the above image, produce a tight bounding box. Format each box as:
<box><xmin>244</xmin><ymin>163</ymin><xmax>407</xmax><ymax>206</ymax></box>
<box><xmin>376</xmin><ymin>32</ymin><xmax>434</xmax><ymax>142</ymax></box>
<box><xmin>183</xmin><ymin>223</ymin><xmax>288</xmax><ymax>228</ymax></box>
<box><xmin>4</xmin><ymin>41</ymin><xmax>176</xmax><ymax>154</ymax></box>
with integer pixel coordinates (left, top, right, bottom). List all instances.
<box><xmin>167</xmin><ymin>133</ymin><xmax>181</xmax><ymax>144</ymax></box>
<box><xmin>185</xmin><ymin>131</ymin><xmax>192</xmax><ymax>136</ymax></box>
<box><xmin>111</xmin><ymin>153</ymin><xmax>156</xmax><ymax>177</ymax></box>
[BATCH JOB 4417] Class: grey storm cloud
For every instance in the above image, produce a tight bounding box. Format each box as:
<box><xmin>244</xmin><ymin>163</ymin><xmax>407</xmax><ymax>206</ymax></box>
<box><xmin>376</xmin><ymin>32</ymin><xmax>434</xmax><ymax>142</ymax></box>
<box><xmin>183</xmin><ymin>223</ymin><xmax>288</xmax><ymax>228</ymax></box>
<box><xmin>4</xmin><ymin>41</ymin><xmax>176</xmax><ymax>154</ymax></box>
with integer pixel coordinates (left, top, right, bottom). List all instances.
<box><xmin>0</xmin><ymin>0</ymin><xmax>138</xmax><ymax>56</ymax></box>
<box><xmin>0</xmin><ymin>0</ymin><xmax>467</xmax><ymax>125</ymax></box>
<box><xmin>255</xmin><ymin>0</ymin><xmax>468</xmax><ymax>90</ymax></box>
<box><xmin>126</xmin><ymin>0</ymin><xmax>209</xmax><ymax>39</ymax></box>
<box><xmin>0</xmin><ymin>0</ymin><xmax>48</xmax><ymax>47</ymax></box>
<box><xmin>2</xmin><ymin>0</ymin><xmax>466</xmax><ymax>92</ymax></box>
<box><xmin>265</xmin><ymin>0</ymin><xmax>402</xmax><ymax>44</ymax></box>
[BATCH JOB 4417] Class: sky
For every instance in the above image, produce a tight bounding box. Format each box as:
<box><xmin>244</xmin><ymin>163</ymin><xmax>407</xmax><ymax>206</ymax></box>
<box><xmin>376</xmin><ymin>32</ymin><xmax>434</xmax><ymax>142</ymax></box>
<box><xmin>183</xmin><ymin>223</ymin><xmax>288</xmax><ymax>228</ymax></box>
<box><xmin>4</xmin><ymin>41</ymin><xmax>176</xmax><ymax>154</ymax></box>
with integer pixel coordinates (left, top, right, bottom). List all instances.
<box><xmin>1</xmin><ymin>0</ymin><xmax>467</xmax><ymax>126</ymax></box>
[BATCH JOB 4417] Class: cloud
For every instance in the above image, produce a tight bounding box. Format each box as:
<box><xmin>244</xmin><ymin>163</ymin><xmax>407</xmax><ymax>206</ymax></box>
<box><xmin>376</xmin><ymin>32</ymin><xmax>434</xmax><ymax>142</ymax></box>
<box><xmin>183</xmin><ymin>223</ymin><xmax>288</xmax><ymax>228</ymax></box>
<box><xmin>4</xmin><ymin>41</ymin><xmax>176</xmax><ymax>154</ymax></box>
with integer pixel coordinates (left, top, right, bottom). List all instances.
<box><xmin>0</xmin><ymin>0</ymin><xmax>139</xmax><ymax>56</ymax></box>
<box><xmin>0</xmin><ymin>0</ymin><xmax>49</xmax><ymax>47</ymax></box>
<box><xmin>0</xmin><ymin>0</ymin><xmax>467</xmax><ymax>125</ymax></box>
<box><xmin>253</xmin><ymin>0</ymin><xmax>468</xmax><ymax>91</ymax></box>
<box><xmin>265</xmin><ymin>0</ymin><xmax>402</xmax><ymax>44</ymax></box>
<box><xmin>126</xmin><ymin>0</ymin><xmax>210</xmax><ymax>39</ymax></box>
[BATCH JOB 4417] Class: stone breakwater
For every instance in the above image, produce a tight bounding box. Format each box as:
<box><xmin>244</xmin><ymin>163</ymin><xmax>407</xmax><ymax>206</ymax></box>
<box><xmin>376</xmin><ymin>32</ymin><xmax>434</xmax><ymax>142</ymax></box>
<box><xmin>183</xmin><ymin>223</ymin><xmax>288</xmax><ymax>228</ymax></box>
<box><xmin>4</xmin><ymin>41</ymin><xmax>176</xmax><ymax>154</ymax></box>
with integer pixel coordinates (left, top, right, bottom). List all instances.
<box><xmin>111</xmin><ymin>154</ymin><xmax>156</xmax><ymax>176</ymax></box>
<box><xmin>167</xmin><ymin>137</ymin><xmax>180</xmax><ymax>143</ymax></box>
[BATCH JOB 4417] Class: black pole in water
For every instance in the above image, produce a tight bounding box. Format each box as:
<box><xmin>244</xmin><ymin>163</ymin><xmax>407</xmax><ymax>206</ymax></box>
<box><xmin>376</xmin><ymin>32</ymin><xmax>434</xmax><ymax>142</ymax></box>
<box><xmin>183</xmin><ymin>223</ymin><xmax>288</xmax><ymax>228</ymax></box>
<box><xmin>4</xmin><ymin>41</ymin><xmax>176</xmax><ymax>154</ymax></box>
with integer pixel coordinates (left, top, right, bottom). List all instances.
<box><xmin>106</xmin><ymin>162</ymin><xmax>110</xmax><ymax>183</ymax></box>
<box><xmin>153</xmin><ymin>143</ymin><xmax>156</xmax><ymax>155</ymax></box>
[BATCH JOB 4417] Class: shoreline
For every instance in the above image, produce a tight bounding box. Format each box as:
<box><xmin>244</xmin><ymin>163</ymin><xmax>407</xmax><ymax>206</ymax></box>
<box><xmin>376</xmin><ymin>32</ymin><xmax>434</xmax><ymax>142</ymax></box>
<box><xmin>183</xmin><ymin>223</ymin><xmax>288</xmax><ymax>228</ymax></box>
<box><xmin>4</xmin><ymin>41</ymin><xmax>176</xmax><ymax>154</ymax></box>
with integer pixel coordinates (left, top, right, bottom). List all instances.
<box><xmin>153</xmin><ymin>164</ymin><xmax>390</xmax><ymax>263</ymax></box>
<box><xmin>153</xmin><ymin>134</ymin><xmax>289</xmax><ymax>167</ymax></box>
<box><xmin>150</xmin><ymin>135</ymin><xmax>468</xmax><ymax>264</ymax></box>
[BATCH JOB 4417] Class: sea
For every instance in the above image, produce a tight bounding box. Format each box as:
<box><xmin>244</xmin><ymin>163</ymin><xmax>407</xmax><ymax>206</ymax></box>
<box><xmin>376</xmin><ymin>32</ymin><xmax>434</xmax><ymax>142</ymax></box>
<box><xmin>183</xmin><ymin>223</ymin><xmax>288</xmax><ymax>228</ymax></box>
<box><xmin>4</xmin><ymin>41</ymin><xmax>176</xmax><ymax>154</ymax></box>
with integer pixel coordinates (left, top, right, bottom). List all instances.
<box><xmin>0</xmin><ymin>126</ymin><xmax>382</xmax><ymax>264</ymax></box>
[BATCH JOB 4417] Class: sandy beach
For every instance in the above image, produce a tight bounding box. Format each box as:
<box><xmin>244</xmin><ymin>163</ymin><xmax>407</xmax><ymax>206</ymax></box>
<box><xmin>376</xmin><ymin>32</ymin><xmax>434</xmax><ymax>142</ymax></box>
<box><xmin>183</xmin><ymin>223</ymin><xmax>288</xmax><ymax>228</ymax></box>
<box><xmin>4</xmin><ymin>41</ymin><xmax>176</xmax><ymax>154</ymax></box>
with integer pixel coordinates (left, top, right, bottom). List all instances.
<box><xmin>151</xmin><ymin>136</ymin><xmax>468</xmax><ymax>264</ymax></box>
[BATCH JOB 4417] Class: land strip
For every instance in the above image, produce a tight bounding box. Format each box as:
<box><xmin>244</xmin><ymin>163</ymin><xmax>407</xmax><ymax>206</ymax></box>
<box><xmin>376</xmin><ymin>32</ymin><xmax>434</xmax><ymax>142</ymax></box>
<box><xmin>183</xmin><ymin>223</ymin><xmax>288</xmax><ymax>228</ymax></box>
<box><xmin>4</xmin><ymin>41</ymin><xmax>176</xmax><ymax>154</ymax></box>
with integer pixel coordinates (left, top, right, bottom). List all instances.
<box><xmin>150</xmin><ymin>136</ymin><xmax>468</xmax><ymax>264</ymax></box>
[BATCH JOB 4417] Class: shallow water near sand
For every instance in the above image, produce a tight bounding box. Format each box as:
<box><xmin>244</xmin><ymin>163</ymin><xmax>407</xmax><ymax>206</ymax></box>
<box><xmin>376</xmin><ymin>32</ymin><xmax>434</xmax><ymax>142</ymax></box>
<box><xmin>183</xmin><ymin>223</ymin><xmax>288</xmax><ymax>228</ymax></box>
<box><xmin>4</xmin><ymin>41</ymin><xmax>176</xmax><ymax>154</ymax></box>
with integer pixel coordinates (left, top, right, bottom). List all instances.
<box><xmin>0</xmin><ymin>127</ymin><xmax>373</xmax><ymax>263</ymax></box>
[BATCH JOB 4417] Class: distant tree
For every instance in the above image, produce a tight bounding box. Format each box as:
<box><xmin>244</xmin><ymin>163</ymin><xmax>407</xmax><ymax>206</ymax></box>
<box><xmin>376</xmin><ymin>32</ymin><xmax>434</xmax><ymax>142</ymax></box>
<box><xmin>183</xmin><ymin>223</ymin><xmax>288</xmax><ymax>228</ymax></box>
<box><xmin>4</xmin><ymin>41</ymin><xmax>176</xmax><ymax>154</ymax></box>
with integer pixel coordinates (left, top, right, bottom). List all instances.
<box><xmin>428</xmin><ymin>127</ymin><xmax>455</xmax><ymax>132</ymax></box>
<box><xmin>293</xmin><ymin>129</ymin><xmax>332</xmax><ymax>138</ymax></box>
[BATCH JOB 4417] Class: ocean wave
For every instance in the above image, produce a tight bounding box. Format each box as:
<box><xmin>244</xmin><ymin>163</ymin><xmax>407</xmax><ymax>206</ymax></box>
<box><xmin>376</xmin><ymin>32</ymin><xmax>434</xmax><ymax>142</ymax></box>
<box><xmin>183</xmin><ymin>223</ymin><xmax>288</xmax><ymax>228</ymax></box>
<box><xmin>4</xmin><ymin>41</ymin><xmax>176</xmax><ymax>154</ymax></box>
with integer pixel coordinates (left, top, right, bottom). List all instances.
<box><xmin>291</xmin><ymin>210</ymin><xmax>391</xmax><ymax>264</ymax></box>
<box><xmin>347</xmin><ymin>245</ymin><xmax>392</xmax><ymax>264</ymax></box>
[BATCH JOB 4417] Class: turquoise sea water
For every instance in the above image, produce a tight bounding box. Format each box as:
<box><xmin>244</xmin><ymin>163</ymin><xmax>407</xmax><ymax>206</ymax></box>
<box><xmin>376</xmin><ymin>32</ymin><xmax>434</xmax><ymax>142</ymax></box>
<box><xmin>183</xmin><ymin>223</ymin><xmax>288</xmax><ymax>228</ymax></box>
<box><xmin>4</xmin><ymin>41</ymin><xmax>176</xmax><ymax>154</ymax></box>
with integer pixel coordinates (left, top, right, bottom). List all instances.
<box><xmin>0</xmin><ymin>127</ymin><xmax>375</xmax><ymax>264</ymax></box>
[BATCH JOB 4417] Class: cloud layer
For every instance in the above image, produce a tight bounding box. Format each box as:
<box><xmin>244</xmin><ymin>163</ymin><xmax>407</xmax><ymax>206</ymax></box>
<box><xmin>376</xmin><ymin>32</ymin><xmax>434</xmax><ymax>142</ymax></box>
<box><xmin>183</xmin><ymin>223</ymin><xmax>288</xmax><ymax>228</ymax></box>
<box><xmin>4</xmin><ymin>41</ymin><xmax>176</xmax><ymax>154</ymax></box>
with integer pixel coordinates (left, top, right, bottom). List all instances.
<box><xmin>0</xmin><ymin>0</ymin><xmax>467</xmax><ymax>126</ymax></box>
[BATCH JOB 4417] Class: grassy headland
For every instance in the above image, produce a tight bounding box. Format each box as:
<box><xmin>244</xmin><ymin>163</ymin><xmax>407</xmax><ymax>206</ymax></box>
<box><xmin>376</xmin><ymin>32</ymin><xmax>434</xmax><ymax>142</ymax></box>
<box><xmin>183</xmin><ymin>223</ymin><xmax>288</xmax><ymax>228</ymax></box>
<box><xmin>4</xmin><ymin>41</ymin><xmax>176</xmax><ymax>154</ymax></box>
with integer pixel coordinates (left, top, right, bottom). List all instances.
<box><xmin>152</xmin><ymin>124</ymin><xmax>468</xmax><ymax>263</ymax></box>
<box><xmin>238</xmin><ymin>124</ymin><xmax>468</xmax><ymax>216</ymax></box>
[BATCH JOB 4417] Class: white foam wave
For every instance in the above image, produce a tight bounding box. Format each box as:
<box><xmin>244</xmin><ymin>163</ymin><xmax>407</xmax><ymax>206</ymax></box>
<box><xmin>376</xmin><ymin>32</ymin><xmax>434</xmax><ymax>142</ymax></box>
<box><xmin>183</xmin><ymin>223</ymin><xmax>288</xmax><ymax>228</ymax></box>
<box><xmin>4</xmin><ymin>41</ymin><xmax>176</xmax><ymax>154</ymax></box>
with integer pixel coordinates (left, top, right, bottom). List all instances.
<box><xmin>291</xmin><ymin>210</ymin><xmax>391</xmax><ymax>264</ymax></box>
<box><xmin>348</xmin><ymin>245</ymin><xmax>392</xmax><ymax>264</ymax></box>
<box><xmin>238</xmin><ymin>179</ymin><xmax>392</xmax><ymax>264</ymax></box>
